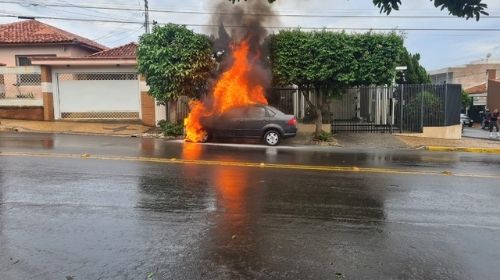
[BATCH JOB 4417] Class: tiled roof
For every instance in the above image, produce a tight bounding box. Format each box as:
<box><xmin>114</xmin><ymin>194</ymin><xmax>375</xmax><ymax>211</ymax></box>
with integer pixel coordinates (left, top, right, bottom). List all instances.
<box><xmin>465</xmin><ymin>83</ymin><xmax>487</xmax><ymax>95</ymax></box>
<box><xmin>88</xmin><ymin>42</ymin><xmax>137</xmax><ymax>58</ymax></box>
<box><xmin>0</xmin><ymin>20</ymin><xmax>107</xmax><ymax>51</ymax></box>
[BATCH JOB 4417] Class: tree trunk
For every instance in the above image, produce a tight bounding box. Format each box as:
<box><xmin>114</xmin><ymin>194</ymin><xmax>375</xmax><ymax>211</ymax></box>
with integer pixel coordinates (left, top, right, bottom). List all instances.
<box><xmin>168</xmin><ymin>100</ymin><xmax>178</xmax><ymax>123</ymax></box>
<box><xmin>315</xmin><ymin>108</ymin><xmax>323</xmax><ymax>137</ymax></box>
<box><xmin>302</xmin><ymin>89</ymin><xmax>322</xmax><ymax>138</ymax></box>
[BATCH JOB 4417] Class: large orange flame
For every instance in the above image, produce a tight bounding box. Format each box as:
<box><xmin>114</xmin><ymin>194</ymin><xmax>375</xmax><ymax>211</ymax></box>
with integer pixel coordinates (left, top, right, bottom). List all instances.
<box><xmin>184</xmin><ymin>39</ymin><xmax>268</xmax><ymax>142</ymax></box>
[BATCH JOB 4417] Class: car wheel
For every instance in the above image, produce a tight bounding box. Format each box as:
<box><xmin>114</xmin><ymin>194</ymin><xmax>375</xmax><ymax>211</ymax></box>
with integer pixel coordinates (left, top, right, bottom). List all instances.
<box><xmin>201</xmin><ymin>131</ymin><xmax>210</xmax><ymax>143</ymax></box>
<box><xmin>468</xmin><ymin>123</ymin><xmax>473</xmax><ymax>127</ymax></box>
<box><xmin>264</xmin><ymin>130</ymin><xmax>280</xmax><ymax>146</ymax></box>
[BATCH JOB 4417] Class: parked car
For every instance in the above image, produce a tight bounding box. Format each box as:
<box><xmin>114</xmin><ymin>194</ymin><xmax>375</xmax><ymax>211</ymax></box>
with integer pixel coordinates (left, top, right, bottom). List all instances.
<box><xmin>200</xmin><ymin>105</ymin><xmax>297</xmax><ymax>146</ymax></box>
<box><xmin>460</xmin><ymin>113</ymin><xmax>474</xmax><ymax>127</ymax></box>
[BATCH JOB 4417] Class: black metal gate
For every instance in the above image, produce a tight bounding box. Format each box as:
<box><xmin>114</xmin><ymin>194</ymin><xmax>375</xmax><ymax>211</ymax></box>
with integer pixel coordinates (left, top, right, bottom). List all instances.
<box><xmin>331</xmin><ymin>84</ymin><xmax>461</xmax><ymax>133</ymax></box>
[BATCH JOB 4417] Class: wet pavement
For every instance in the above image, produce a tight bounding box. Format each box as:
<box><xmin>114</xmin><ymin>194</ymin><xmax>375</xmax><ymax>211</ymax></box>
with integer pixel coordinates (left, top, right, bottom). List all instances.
<box><xmin>1</xmin><ymin>132</ymin><xmax>500</xmax><ymax>279</ymax></box>
<box><xmin>463</xmin><ymin>126</ymin><xmax>500</xmax><ymax>141</ymax></box>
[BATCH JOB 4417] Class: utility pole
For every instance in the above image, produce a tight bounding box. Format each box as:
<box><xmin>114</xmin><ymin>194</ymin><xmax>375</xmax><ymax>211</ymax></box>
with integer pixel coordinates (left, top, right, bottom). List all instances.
<box><xmin>144</xmin><ymin>0</ymin><xmax>150</xmax><ymax>33</ymax></box>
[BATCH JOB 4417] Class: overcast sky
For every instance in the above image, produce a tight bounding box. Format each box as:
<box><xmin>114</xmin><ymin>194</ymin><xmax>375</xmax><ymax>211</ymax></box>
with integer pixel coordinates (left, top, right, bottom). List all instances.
<box><xmin>1</xmin><ymin>0</ymin><xmax>500</xmax><ymax>71</ymax></box>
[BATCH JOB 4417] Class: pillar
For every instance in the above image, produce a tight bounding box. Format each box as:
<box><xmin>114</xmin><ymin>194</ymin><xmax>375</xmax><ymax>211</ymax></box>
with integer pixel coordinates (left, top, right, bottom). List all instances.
<box><xmin>139</xmin><ymin>75</ymin><xmax>156</xmax><ymax>126</ymax></box>
<box><xmin>41</xmin><ymin>65</ymin><xmax>54</xmax><ymax>121</ymax></box>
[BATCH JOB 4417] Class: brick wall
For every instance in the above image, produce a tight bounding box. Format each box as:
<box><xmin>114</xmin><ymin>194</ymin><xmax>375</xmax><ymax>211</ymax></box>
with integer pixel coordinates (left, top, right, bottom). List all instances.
<box><xmin>0</xmin><ymin>106</ymin><xmax>44</xmax><ymax>120</ymax></box>
<box><xmin>488</xmin><ymin>80</ymin><xmax>500</xmax><ymax>110</ymax></box>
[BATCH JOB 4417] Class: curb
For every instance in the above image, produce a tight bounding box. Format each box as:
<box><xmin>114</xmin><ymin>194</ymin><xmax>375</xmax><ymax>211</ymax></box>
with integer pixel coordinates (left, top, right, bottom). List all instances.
<box><xmin>425</xmin><ymin>146</ymin><xmax>500</xmax><ymax>154</ymax></box>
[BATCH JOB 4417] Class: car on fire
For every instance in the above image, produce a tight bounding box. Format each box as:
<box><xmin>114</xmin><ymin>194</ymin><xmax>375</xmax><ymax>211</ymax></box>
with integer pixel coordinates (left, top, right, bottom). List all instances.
<box><xmin>200</xmin><ymin>105</ymin><xmax>297</xmax><ymax>146</ymax></box>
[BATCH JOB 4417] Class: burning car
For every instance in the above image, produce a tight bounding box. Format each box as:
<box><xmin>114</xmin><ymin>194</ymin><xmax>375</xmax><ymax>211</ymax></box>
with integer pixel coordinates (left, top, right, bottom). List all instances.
<box><xmin>199</xmin><ymin>104</ymin><xmax>297</xmax><ymax>146</ymax></box>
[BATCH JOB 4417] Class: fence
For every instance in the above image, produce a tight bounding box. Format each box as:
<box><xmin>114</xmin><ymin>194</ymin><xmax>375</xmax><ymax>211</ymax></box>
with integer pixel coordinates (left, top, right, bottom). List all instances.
<box><xmin>0</xmin><ymin>66</ymin><xmax>42</xmax><ymax>101</ymax></box>
<box><xmin>272</xmin><ymin>84</ymin><xmax>462</xmax><ymax>133</ymax></box>
<box><xmin>393</xmin><ymin>84</ymin><xmax>461</xmax><ymax>133</ymax></box>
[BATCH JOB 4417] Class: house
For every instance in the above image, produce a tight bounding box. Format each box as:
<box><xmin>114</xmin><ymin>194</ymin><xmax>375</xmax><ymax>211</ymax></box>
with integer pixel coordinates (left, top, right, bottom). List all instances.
<box><xmin>0</xmin><ymin>20</ymin><xmax>164</xmax><ymax>126</ymax></box>
<box><xmin>429</xmin><ymin>61</ymin><xmax>500</xmax><ymax>89</ymax></box>
<box><xmin>430</xmin><ymin>61</ymin><xmax>500</xmax><ymax>123</ymax></box>
<box><xmin>0</xmin><ymin>19</ymin><xmax>106</xmax><ymax>68</ymax></box>
<box><xmin>488</xmin><ymin>77</ymin><xmax>500</xmax><ymax>112</ymax></box>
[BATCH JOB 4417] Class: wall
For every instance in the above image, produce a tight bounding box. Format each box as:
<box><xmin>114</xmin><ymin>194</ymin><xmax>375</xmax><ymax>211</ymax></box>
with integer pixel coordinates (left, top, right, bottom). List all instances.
<box><xmin>398</xmin><ymin>124</ymin><xmax>462</xmax><ymax>140</ymax></box>
<box><xmin>431</xmin><ymin>63</ymin><xmax>500</xmax><ymax>89</ymax></box>
<box><xmin>488</xmin><ymin>80</ymin><xmax>500</xmax><ymax>110</ymax></box>
<box><xmin>0</xmin><ymin>106</ymin><xmax>44</xmax><ymax>120</ymax></box>
<box><xmin>0</xmin><ymin>45</ymin><xmax>95</xmax><ymax>66</ymax></box>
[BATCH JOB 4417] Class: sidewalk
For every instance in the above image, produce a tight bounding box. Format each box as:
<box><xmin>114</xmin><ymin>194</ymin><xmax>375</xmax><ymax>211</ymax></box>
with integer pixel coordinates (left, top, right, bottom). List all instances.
<box><xmin>462</xmin><ymin>126</ymin><xmax>500</xmax><ymax>141</ymax></box>
<box><xmin>397</xmin><ymin>135</ymin><xmax>500</xmax><ymax>149</ymax></box>
<box><xmin>0</xmin><ymin>119</ymin><xmax>150</xmax><ymax>137</ymax></box>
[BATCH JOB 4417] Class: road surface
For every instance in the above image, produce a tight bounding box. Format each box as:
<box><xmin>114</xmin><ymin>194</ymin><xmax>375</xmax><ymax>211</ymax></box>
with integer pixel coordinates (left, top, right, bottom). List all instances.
<box><xmin>1</xmin><ymin>132</ymin><xmax>500</xmax><ymax>279</ymax></box>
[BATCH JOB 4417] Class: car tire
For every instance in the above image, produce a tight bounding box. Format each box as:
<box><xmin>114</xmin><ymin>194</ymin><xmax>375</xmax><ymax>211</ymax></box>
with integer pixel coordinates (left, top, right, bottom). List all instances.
<box><xmin>264</xmin><ymin>130</ymin><xmax>280</xmax><ymax>146</ymax></box>
<box><xmin>468</xmin><ymin>123</ymin><xmax>473</xmax><ymax>127</ymax></box>
<box><xmin>201</xmin><ymin>131</ymin><xmax>211</xmax><ymax>143</ymax></box>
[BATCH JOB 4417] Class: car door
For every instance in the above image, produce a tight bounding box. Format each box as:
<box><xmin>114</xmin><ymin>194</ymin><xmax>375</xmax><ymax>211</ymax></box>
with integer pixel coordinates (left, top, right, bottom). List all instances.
<box><xmin>242</xmin><ymin>105</ymin><xmax>268</xmax><ymax>137</ymax></box>
<box><xmin>216</xmin><ymin>107</ymin><xmax>247</xmax><ymax>137</ymax></box>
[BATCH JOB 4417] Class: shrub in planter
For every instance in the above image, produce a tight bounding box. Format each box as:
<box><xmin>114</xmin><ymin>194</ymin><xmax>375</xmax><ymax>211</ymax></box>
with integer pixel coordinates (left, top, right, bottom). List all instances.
<box><xmin>158</xmin><ymin>120</ymin><xmax>184</xmax><ymax>137</ymax></box>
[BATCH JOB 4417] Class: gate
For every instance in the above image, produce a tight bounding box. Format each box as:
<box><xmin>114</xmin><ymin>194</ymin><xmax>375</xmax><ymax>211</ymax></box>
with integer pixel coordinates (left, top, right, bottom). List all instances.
<box><xmin>330</xmin><ymin>84</ymin><xmax>461</xmax><ymax>133</ymax></box>
<box><xmin>331</xmin><ymin>87</ymin><xmax>396</xmax><ymax>133</ymax></box>
<box><xmin>55</xmin><ymin>71</ymin><xmax>140</xmax><ymax>120</ymax></box>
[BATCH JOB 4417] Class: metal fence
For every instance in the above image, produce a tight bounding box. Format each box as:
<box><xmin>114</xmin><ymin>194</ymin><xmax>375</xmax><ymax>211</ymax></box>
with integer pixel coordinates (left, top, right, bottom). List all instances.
<box><xmin>272</xmin><ymin>84</ymin><xmax>462</xmax><ymax>133</ymax></box>
<box><xmin>393</xmin><ymin>84</ymin><xmax>461</xmax><ymax>133</ymax></box>
<box><xmin>0</xmin><ymin>66</ymin><xmax>42</xmax><ymax>100</ymax></box>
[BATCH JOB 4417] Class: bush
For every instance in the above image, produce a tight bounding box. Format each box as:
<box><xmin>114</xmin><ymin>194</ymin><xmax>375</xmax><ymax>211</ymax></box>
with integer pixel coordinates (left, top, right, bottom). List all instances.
<box><xmin>315</xmin><ymin>131</ymin><xmax>332</xmax><ymax>142</ymax></box>
<box><xmin>158</xmin><ymin>120</ymin><xmax>184</xmax><ymax>136</ymax></box>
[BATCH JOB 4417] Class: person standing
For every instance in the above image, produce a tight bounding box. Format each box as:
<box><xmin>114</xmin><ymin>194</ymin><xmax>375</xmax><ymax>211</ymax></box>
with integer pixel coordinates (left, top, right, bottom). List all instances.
<box><xmin>489</xmin><ymin>108</ymin><xmax>499</xmax><ymax>138</ymax></box>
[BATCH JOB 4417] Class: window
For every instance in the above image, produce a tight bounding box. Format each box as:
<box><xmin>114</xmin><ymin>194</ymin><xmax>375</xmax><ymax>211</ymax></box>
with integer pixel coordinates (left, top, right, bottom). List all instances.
<box><xmin>266</xmin><ymin>107</ymin><xmax>277</xmax><ymax>117</ymax></box>
<box><xmin>223</xmin><ymin>107</ymin><xmax>247</xmax><ymax>118</ymax></box>
<box><xmin>16</xmin><ymin>55</ymin><xmax>54</xmax><ymax>85</ymax></box>
<box><xmin>247</xmin><ymin>106</ymin><xmax>266</xmax><ymax>118</ymax></box>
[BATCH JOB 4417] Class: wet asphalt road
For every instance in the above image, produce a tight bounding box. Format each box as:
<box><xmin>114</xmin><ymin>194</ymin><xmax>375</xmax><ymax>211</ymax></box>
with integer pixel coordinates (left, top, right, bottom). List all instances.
<box><xmin>1</xmin><ymin>132</ymin><xmax>500</xmax><ymax>280</ymax></box>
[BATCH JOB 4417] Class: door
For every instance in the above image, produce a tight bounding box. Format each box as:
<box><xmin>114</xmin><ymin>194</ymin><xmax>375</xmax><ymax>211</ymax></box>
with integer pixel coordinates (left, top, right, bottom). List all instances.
<box><xmin>56</xmin><ymin>72</ymin><xmax>140</xmax><ymax>119</ymax></box>
<box><xmin>242</xmin><ymin>105</ymin><xmax>268</xmax><ymax>137</ymax></box>
<box><xmin>215</xmin><ymin>107</ymin><xmax>247</xmax><ymax>137</ymax></box>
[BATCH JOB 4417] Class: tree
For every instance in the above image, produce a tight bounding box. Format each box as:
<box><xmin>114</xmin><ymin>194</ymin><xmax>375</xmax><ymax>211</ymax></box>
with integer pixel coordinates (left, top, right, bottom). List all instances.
<box><xmin>461</xmin><ymin>90</ymin><xmax>472</xmax><ymax>110</ymax></box>
<box><xmin>270</xmin><ymin>30</ymin><xmax>404</xmax><ymax>136</ymax></box>
<box><xmin>396</xmin><ymin>49</ymin><xmax>431</xmax><ymax>84</ymax></box>
<box><xmin>229</xmin><ymin>0</ymin><xmax>488</xmax><ymax>20</ymax></box>
<box><xmin>137</xmin><ymin>24</ymin><xmax>216</xmax><ymax>122</ymax></box>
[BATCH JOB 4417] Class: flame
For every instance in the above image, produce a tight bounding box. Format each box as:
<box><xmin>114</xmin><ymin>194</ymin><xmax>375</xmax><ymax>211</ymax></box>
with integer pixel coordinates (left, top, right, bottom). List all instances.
<box><xmin>184</xmin><ymin>39</ymin><xmax>268</xmax><ymax>142</ymax></box>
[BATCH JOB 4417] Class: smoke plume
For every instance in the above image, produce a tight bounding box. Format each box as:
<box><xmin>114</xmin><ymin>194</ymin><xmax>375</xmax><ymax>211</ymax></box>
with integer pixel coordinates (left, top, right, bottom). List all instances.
<box><xmin>209</xmin><ymin>0</ymin><xmax>279</xmax><ymax>90</ymax></box>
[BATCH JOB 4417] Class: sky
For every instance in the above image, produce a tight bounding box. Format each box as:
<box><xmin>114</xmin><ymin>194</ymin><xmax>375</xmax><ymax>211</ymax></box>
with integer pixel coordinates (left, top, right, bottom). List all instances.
<box><xmin>1</xmin><ymin>0</ymin><xmax>500</xmax><ymax>71</ymax></box>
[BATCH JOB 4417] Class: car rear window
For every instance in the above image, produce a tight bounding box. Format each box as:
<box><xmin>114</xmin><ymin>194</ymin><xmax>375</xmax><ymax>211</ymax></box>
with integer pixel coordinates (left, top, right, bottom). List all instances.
<box><xmin>266</xmin><ymin>106</ymin><xmax>283</xmax><ymax>116</ymax></box>
<box><xmin>266</xmin><ymin>107</ymin><xmax>276</xmax><ymax>117</ymax></box>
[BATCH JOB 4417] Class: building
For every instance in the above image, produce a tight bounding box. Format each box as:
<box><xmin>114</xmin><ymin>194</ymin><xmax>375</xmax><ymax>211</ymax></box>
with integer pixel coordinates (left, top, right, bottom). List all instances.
<box><xmin>430</xmin><ymin>61</ymin><xmax>500</xmax><ymax>123</ymax></box>
<box><xmin>0</xmin><ymin>19</ymin><xmax>106</xmax><ymax>68</ymax></box>
<box><xmin>0</xmin><ymin>20</ymin><xmax>164</xmax><ymax>126</ymax></box>
<box><xmin>488</xmin><ymin>78</ymin><xmax>500</xmax><ymax>112</ymax></box>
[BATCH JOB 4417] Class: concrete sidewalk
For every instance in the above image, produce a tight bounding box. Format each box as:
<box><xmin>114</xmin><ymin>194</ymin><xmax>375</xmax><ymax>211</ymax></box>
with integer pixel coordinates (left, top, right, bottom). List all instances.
<box><xmin>463</xmin><ymin>126</ymin><xmax>500</xmax><ymax>141</ymax></box>
<box><xmin>0</xmin><ymin>119</ymin><xmax>151</xmax><ymax>136</ymax></box>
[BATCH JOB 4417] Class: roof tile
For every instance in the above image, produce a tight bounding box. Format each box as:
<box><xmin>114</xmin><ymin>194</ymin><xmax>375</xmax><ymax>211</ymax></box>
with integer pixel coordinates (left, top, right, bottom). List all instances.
<box><xmin>88</xmin><ymin>42</ymin><xmax>137</xmax><ymax>58</ymax></box>
<box><xmin>465</xmin><ymin>83</ymin><xmax>487</xmax><ymax>95</ymax></box>
<box><xmin>0</xmin><ymin>20</ymin><xmax>107</xmax><ymax>51</ymax></box>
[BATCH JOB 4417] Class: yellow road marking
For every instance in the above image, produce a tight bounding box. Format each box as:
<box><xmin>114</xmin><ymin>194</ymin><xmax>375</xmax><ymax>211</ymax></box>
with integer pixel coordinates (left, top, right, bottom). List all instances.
<box><xmin>0</xmin><ymin>151</ymin><xmax>499</xmax><ymax>179</ymax></box>
<box><xmin>426</xmin><ymin>146</ymin><xmax>500</xmax><ymax>154</ymax></box>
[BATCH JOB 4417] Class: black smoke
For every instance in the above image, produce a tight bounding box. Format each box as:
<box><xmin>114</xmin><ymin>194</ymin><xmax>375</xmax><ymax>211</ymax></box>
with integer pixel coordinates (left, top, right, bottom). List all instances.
<box><xmin>209</xmin><ymin>0</ymin><xmax>279</xmax><ymax>92</ymax></box>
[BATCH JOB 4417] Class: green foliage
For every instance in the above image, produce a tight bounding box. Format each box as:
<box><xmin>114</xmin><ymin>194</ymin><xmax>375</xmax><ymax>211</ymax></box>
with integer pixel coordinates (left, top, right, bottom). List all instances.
<box><xmin>229</xmin><ymin>0</ymin><xmax>488</xmax><ymax>20</ymax></box>
<box><xmin>270</xmin><ymin>29</ymin><xmax>404</xmax><ymax>136</ymax></box>
<box><xmin>158</xmin><ymin>120</ymin><xmax>184</xmax><ymax>136</ymax></box>
<box><xmin>405</xmin><ymin>91</ymin><xmax>440</xmax><ymax>115</ymax></box>
<box><xmin>397</xmin><ymin>49</ymin><xmax>431</xmax><ymax>84</ymax></box>
<box><xmin>315</xmin><ymin>131</ymin><xmax>333</xmax><ymax>142</ymax></box>
<box><xmin>137</xmin><ymin>24</ymin><xmax>216</xmax><ymax>104</ymax></box>
<box><xmin>461</xmin><ymin>90</ymin><xmax>472</xmax><ymax>109</ymax></box>
<box><xmin>270</xmin><ymin>30</ymin><xmax>404</xmax><ymax>90</ymax></box>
